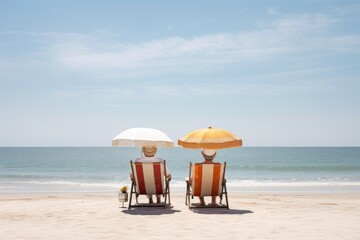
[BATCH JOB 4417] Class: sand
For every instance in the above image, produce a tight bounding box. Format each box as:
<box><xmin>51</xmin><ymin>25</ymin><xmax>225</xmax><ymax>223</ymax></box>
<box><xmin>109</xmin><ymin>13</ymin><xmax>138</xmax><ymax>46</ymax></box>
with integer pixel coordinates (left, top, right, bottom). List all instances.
<box><xmin>1</xmin><ymin>193</ymin><xmax>360</xmax><ymax>240</ymax></box>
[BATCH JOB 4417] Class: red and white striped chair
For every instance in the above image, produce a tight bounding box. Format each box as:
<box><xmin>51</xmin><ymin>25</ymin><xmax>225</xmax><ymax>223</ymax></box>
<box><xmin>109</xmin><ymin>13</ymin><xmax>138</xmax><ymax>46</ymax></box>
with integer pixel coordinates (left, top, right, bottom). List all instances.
<box><xmin>129</xmin><ymin>160</ymin><xmax>170</xmax><ymax>209</ymax></box>
<box><xmin>185</xmin><ymin>162</ymin><xmax>229</xmax><ymax>209</ymax></box>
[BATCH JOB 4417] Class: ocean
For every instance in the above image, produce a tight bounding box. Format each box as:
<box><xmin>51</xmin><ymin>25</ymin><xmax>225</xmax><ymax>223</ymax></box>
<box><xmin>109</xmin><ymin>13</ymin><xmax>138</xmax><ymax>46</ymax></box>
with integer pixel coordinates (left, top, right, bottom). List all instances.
<box><xmin>1</xmin><ymin>147</ymin><xmax>360</xmax><ymax>194</ymax></box>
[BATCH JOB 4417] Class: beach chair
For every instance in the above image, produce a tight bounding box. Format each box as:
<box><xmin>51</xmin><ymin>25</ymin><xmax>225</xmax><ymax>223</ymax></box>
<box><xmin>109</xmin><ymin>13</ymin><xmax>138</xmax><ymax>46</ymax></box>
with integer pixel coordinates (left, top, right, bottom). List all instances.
<box><xmin>185</xmin><ymin>162</ymin><xmax>229</xmax><ymax>209</ymax></box>
<box><xmin>128</xmin><ymin>160</ymin><xmax>171</xmax><ymax>209</ymax></box>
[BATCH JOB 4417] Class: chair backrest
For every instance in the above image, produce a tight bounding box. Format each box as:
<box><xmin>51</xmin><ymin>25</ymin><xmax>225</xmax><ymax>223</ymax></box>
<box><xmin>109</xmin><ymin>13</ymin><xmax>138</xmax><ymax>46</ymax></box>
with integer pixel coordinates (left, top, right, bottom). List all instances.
<box><xmin>131</xmin><ymin>161</ymin><xmax>166</xmax><ymax>195</ymax></box>
<box><xmin>191</xmin><ymin>162</ymin><xmax>226</xmax><ymax>197</ymax></box>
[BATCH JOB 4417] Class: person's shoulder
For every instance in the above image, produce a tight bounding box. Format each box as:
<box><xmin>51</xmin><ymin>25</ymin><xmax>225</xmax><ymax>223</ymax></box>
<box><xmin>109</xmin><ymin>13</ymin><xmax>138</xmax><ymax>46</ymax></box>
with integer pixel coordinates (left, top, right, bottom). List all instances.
<box><xmin>151</xmin><ymin>157</ymin><xmax>165</xmax><ymax>162</ymax></box>
<box><xmin>134</xmin><ymin>157</ymin><xmax>145</xmax><ymax>162</ymax></box>
<box><xmin>197</xmin><ymin>161</ymin><xmax>221</xmax><ymax>165</ymax></box>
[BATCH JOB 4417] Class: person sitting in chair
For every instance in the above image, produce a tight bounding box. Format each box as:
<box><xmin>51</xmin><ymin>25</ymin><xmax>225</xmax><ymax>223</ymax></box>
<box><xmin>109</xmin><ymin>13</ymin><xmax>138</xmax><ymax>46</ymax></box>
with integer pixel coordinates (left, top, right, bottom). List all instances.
<box><xmin>195</xmin><ymin>148</ymin><xmax>219</xmax><ymax>206</ymax></box>
<box><xmin>131</xmin><ymin>146</ymin><xmax>171</xmax><ymax>204</ymax></box>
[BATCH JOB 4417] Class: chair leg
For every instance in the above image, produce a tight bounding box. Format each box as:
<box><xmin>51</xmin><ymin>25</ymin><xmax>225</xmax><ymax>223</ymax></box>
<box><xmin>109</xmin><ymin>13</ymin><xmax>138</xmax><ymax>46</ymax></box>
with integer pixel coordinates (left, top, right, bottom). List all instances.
<box><xmin>188</xmin><ymin>194</ymin><xmax>191</xmax><ymax>208</ymax></box>
<box><xmin>187</xmin><ymin>185</ymin><xmax>192</xmax><ymax>208</ymax></box>
<box><xmin>167</xmin><ymin>181</ymin><xmax>171</xmax><ymax>205</ymax></box>
<box><xmin>185</xmin><ymin>182</ymin><xmax>188</xmax><ymax>205</ymax></box>
<box><xmin>185</xmin><ymin>181</ymin><xmax>191</xmax><ymax>207</ymax></box>
<box><xmin>224</xmin><ymin>182</ymin><xmax>229</xmax><ymax>209</ymax></box>
<box><xmin>128</xmin><ymin>181</ymin><xmax>134</xmax><ymax>209</ymax></box>
<box><xmin>219</xmin><ymin>183</ymin><xmax>224</xmax><ymax>204</ymax></box>
<box><xmin>162</xmin><ymin>180</ymin><xmax>169</xmax><ymax>208</ymax></box>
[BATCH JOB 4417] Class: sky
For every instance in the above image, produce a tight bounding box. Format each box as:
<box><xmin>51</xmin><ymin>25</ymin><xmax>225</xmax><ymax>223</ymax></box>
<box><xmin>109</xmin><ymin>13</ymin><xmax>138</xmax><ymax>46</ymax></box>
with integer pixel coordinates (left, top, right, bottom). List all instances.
<box><xmin>0</xmin><ymin>0</ymin><xmax>359</xmax><ymax>146</ymax></box>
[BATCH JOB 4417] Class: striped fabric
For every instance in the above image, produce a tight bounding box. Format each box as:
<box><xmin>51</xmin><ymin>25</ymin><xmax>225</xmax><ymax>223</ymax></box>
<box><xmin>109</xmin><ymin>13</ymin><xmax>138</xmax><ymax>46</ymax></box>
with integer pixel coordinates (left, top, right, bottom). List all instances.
<box><xmin>132</xmin><ymin>162</ymin><xmax>165</xmax><ymax>195</ymax></box>
<box><xmin>192</xmin><ymin>163</ymin><xmax>224</xmax><ymax>197</ymax></box>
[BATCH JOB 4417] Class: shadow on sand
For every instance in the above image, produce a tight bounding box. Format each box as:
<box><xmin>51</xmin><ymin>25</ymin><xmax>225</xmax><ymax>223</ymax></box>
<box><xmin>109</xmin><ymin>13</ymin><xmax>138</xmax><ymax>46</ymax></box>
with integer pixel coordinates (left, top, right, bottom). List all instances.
<box><xmin>190</xmin><ymin>208</ymin><xmax>253</xmax><ymax>215</ymax></box>
<box><xmin>121</xmin><ymin>205</ymin><xmax>253</xmax><ymax>215</ymax></box>
<box><xmin>121</xmin><ymin>206</ymin><xmax>181</xmax><ymax>215</ymax></box>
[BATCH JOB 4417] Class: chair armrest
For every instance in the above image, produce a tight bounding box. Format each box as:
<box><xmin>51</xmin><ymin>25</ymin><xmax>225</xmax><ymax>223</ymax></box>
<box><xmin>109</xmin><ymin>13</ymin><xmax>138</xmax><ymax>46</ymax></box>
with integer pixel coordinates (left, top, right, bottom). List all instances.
<box><xmin>185</xmin><ymin>177</ymin><xmax>192</xmax><ymax>186</ymax></box>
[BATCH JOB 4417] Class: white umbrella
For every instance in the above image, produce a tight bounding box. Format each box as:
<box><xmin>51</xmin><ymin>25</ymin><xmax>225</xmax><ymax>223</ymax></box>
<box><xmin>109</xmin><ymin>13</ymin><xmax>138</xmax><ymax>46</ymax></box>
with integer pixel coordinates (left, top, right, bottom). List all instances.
<box><xmin>112</xmin><ymin>128</ymin><xmax>174</xmax><ymax>148</ymax></box>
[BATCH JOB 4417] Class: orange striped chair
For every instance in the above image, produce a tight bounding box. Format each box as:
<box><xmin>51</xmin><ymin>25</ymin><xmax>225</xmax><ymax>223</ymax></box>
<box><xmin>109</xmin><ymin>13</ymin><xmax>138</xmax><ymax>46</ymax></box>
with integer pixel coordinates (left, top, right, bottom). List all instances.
<box><xmin>185</xmin><ymin>162</ymin><xmax>229</xmax><ymax>209</ymax></box>
<box><xmin>129</xmin><ymin>160</ymin><xmax>170</xmax><ymax>209</ymax></box>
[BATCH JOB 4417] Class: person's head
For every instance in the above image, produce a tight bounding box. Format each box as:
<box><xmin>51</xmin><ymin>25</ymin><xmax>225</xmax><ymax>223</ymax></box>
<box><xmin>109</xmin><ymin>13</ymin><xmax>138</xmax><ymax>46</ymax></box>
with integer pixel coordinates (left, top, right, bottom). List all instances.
<box><xmin>142</xmin><ymin>146</ymin><xmax>157</xmax><ymax>157</ymax></box>
<box><xmin>201</xmin><ymin>148</ymin><xmax>217</xmax><ymax>161</ymax></box>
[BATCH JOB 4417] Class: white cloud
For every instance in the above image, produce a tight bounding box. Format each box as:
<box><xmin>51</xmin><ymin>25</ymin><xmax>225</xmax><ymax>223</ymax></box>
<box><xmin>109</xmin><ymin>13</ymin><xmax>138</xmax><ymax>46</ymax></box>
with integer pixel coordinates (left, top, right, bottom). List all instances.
<box><xmin>52</xmin><ymin>31</ymin><xmax>292</xmax><ymax>71</ymax></box>
<box><xmin>267</xmin><ymin>7</ymin><xmax>279</xmax><ymax>16</ymax></box>
<box><xmin>51</xmin><ymin>78</ymin><xmax>341</xmax><ymax>106</ymax></box>
<box><xmin>1</xmin><ymin>13</ymin><xmax>359</xmax><ymax>81</ymax></box>
<box><xmin>271</xmin><ymin>14</ymin><xmax>336</xmax><ymax>33</ymax></box>
<box><xmin>39</xmin><ymin>13</ymin><xmax>349</xmax><ymax>75</ymax></box>
<box><xmin>324</xmin><ymin>35</ymin><xmax>360</xmax><ymax>50</ymax></box>
<box><xmin>330</xmin><ymin>4</ymin><xmax>360</xmax><ymax>16</ymax></box>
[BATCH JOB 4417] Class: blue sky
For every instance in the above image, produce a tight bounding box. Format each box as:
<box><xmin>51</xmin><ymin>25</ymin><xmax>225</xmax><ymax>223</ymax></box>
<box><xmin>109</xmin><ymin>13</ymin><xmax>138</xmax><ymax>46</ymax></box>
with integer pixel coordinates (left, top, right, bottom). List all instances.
<box><xmin>0</xmin><ymin>0</ymin><xmax>359</xmax><ymax>146</ymax></box>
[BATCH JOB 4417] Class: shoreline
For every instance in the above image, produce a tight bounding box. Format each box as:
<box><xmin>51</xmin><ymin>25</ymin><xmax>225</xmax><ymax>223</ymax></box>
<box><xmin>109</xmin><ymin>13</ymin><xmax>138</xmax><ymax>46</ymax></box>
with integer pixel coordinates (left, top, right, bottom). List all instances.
<box><xmin>2</xmin><ymin>191</ymin><xmax>360</xmax><ymax>197</ymax></box>
<box><xmin>2</xmin><ymin>181</ymin><xmax>360</xmax><ymax>195</ymax></box>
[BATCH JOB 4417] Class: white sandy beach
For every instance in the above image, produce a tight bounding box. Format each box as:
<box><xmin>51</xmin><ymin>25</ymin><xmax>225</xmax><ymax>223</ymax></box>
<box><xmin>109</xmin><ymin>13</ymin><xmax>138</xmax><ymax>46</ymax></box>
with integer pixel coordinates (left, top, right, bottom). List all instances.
<box><xmin>1</xmin><ymin>193</ymin><xmax>360</xmax><ymax>240</ymax></box>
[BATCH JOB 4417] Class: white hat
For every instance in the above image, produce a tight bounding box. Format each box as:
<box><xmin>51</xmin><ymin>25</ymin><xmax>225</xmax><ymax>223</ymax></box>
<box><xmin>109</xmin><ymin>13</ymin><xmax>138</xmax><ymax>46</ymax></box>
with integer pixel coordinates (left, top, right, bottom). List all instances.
<box><xmin>202</xmin><ymin>148</ymin><xmax>216</xmax><ymax>156</ymax></box>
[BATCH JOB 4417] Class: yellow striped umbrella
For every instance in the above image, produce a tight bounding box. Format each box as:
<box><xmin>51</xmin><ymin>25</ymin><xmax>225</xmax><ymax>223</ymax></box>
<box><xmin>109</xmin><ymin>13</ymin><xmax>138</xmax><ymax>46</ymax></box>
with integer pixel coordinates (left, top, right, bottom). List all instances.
<box><xmin>178</xmin><ymin>127</ymin><xmax>242</xmax><ymax>149</ymax></box>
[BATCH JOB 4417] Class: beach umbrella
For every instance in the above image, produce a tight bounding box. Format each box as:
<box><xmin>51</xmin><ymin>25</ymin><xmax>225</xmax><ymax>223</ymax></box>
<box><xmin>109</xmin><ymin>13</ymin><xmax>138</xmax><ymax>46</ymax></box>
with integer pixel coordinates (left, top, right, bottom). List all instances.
<box><xmin>178</xmin><ymin>126</ymin><xmax>242</xmax><ymax>149</ymax></box>
<box><xmin>112</xmin><ymin>127</ymin><xmax>174</xmax><ymax>148</ymax></box>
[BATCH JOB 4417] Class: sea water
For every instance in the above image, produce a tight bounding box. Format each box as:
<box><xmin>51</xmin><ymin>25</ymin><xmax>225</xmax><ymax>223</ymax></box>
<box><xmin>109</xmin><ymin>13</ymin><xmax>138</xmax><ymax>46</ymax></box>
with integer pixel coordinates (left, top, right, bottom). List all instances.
<box><xmin>1</xmin><ymin>147</ymin><xmax>360</xmax><ymax>194</ymax></box>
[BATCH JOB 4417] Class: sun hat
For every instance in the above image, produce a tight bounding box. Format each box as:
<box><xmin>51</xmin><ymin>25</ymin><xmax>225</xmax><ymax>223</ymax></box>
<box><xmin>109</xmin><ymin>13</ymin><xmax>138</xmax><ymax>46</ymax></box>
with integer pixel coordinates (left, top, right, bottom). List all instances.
<box><xmin>202</xmin><ymin>148</ymin><xmax>216</xmax><ymax>156</ymax></box>
<box><xmin>142</xmin><ymin>146</ymin><xmax>157</xmax><ymax>156</ymax></box>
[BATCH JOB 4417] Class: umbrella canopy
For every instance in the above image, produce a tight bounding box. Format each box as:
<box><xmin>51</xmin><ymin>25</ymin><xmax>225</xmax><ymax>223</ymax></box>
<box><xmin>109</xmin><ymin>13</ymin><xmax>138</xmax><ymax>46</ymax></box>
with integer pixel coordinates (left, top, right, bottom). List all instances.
<box><xmin>178</xmin><ymin>127</ymin><xmax>242</xmax><ymax>149</ymax></box>
<box><xmin>112</xmin><ymin>128</ymin><xmax>174</xmax><ymax>148</ymax></box>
